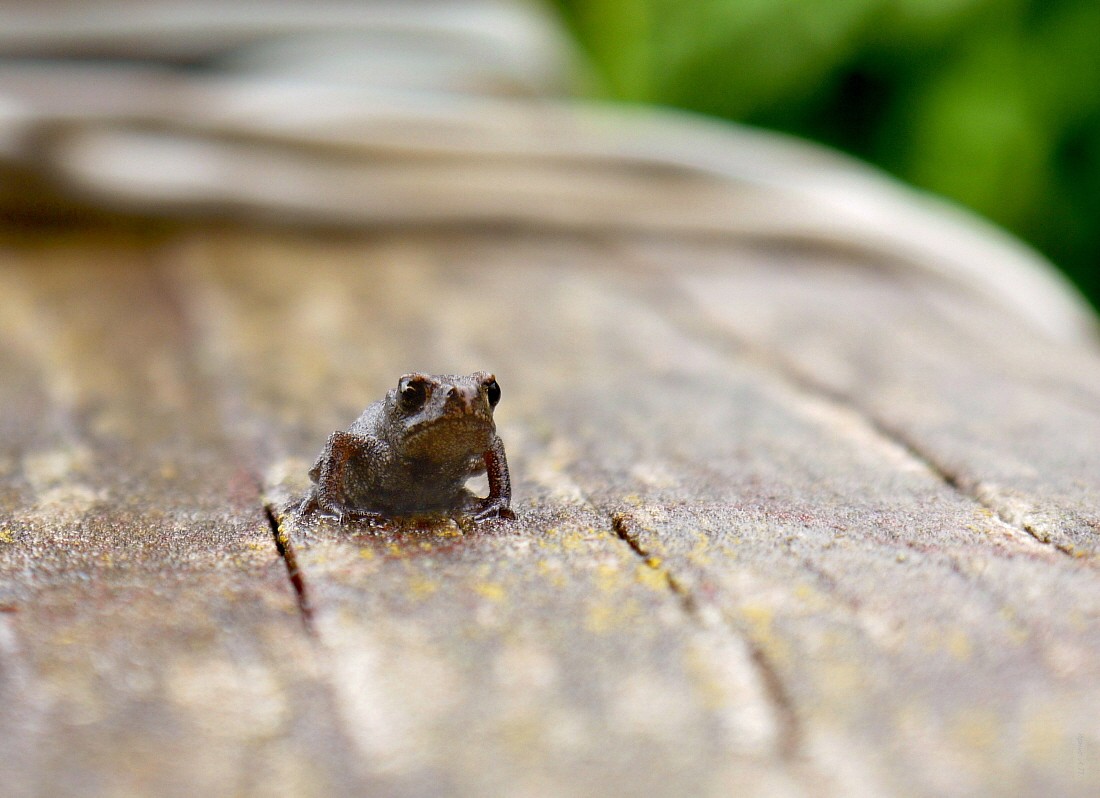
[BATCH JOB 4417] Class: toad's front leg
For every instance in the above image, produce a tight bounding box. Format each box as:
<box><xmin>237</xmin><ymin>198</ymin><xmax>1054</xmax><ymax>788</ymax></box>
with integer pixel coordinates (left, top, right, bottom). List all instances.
<box><xmin>307</xmin><ymin>430</ymin><xmax>388</xmax><ymax>525</ymax></box>
<box><xmin>474</xmin><ymin>434</ymin><xmax>515</xmax><ymax>521</ymax></box>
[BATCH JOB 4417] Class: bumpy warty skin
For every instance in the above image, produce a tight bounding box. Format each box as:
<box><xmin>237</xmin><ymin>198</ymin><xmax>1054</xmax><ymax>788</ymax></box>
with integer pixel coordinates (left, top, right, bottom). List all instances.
<box><xmin>301</xmin><ymin>372</ymin><xmax>513</xmax><ymax>522</ymax></box>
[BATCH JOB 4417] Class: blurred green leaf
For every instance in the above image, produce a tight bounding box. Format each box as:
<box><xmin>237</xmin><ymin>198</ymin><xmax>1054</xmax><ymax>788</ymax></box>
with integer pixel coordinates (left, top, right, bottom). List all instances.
<box><xmin>551</xmin><ymin>0</ymin><xmax>1100</xmax><ymax>310</ymax></box>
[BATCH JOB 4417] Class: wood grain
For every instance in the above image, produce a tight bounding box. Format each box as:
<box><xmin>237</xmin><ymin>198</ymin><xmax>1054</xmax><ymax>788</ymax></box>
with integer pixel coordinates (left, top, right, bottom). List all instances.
<box><xmin>154</xmin><ymin>228</ymin><xmax>1099</xmax><ymax>797</ymax></box>
<box><xmin>0</xmin><ymin>234</ymin><xmax>369</xmax><ymax>797</ymax></box>
<box><xmin>3</xmin><ymin>2</ymin><xmax>1098</xmax><ymax>795</ymax></box>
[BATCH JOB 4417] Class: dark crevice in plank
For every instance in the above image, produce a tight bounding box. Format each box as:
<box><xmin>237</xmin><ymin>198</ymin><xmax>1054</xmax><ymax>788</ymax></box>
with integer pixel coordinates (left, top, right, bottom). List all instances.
<box><xmin>624</xmin><ymin>268</ymin><xmax>1084</xmax><ymax>562</ymax></box>
<box><xmin>774</xmin><ymin>375</ymin><xmax>1083</xmax><ymax>561</ymax></box>
<box><xmin>611</xmin><ymin>511</ymin><xmax>697</xmax><ymax>615</ymax></box>
<box><xmin>740</xmin><ymin>638</ymin><xmax>801</xmax><ymax>765</ymax></box>
<box><xmin>782</xmin><ymin>548</ymin><xmax>852</xmax><ymax>611</ymax></box>
<box><xmin>560</xmin><ymin>464</ymin><xmax>806</xmax><ymax>765</ymax></box>
<box><xmin>264</xmin><ymin>502</ymin><xmax>314</xmax><ymax>634</ymax></box>
<box><xmin>156</xmin><ymin>254</ymin><xmax>323</xmax><ymax>626</ymax></box>
<box><xmin>611</xmin><ymin>511</ymin><xmax>801</xmax><ymax>762</ymax></box>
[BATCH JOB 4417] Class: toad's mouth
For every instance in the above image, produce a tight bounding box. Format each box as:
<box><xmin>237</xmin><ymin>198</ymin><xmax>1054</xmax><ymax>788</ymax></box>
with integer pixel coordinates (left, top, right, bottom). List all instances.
<box><xmin>404</xmin><ymin>415</ymin><xmax>494</xmax><ymax>444</ymax></box>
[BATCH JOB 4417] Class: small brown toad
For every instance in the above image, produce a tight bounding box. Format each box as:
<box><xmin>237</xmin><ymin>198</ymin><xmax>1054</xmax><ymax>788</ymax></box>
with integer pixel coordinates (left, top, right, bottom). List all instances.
<box><xmin>296</xmin><ymin>372</ymin><xmax>514</xmax><ymax>525</ymax></box>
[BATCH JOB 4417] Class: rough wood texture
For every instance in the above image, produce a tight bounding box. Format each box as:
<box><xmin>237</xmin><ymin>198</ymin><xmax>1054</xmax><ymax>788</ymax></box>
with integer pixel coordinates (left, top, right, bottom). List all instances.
<box><xmin>2</xmin><ymin>3</ymin><xmax>1099</xmax><ymax>795</ymax></box>
<box><xmin>0</xmin><ymin>237</ymin><xmax>371</xmax><ymax>796</ymax></box>
<box><xmin>2</xmin><ymin>225</ymin><xmax>1096</xmax><ymax>797</ymax></box>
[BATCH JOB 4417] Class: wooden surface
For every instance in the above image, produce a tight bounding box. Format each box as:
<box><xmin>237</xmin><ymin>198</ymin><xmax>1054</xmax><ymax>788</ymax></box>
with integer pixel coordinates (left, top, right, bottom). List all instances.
<box><xmin>2</xmin><ymin>2</ymin><xmax>1100</xmax><ymax>796</ymax></box>
<box><xmin>1</xmin><ymin>226</ymin><xmax>1098</xmax><ymax>797</ymax></box>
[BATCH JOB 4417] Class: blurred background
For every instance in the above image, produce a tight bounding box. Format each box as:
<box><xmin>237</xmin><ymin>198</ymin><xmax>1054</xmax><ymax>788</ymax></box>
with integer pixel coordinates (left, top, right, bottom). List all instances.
<box><xmin>550</xmin><ymin>0</ymin><xmax>1100</xmax><ymax>309</ymax></box>
<box><xmin>2</xmin><ymin>1</ymin><xmax>1096</xmax><ymax>316</ymax></box>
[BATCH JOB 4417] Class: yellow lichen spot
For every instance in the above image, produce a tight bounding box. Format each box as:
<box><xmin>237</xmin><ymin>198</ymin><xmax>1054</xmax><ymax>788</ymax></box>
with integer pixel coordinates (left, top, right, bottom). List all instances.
<box><xmin>820</xmin><ymin>660</ymin><xmax>863</xmax><ymax>701</ymax></box>
<box><xmin>893</xmin><ymin>702</ymin><xmax>932</xmax><ymax>745</ymax></box>
<box><xmin>682</xmin><ymin>645</ymin><xmax>731</xmax><ymax>711</ymax></box>
<box><xmin>358</xmin><ymin>548</ymin><xmax>375</xmax><ymax>560</ymax></box>
<box><xmin>559</xmin><ymin>528</ymin><xmax>595</xmax><ymax>551</ymax></box>
<box><xmin>635</xmin><ymin>563</ymin><xmax>669</xmax><ymax>592</ymax></box>
<box><xmin>687</xmin><ymin>535</ymin><xmax>712</xmax><ymax>566</ymax></box>
<box><xmin>794</xmin><ymin>583</ymin><xmax>816</xmax><ymax>602</ymax></box>
<box><xmin>584</xmin><ymin>597</ymin><xmax>642</xmax><ymax>634</ymax></box>
<box><xmin>741</xmin><ymin>604</ymin><xmax>773</xmax><ymax>629</ymax></box>
<box><xmin>997</xmin><ymin>607</ymin><xmax>1028</xmax><ymax>644</ymax></box>
<box><xmin>408</xmin><ymin>577</ymin><xmax>439</xmax><ymax>599</ymax></box>
<box><xmin>0</xmin><ymin>529</ymin><xmax>14</xmax><ymax>543</ymax></box>
<box><xmin>947</xmin><ymin>630</ymin><xmax>972</xmax><ymax>662</ymax></box>
<box><xmin>1020</xmin><ymin>703</ymin><xmax>1067</xmax><ymax>764</ymax></box>
<box><xmin>951</xmin><ymin>708</ymin><xmax>999</xmax><ymax>752</ymax></box>
<box><xmin>473</xmin><ymin>582</ymin><xmax>505</xmax><ymax>602</ymax></box>
<box><xmin>596</xmin><ymin>562</ymin><xmax>622</xmax><ymax>593</ymax></box>
<box><xmin>585</xmin><ymin>603</ymin><xmax>615</xmax><ymax>634</ymax></box>
<box><xmin>536</xmin><ymin>559</ymin><xmax>566</xmax><ymax>588</ymax></box>
<box><xmin>645</xmin><ymin>556</ymin><xmax>662</xmax><ymax>568</ymax></box>
<box><xmin>739</xmin><ymin>604</ymin><xmax>790</xmax><ymax>666</ymax></box>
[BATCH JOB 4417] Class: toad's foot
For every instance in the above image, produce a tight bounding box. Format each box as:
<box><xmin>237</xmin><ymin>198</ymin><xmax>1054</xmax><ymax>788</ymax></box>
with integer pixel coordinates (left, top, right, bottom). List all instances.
<box><xmin>473</xmin><ymin>499</ymin><xmax>516</xmax><ymax>522</ymax></box>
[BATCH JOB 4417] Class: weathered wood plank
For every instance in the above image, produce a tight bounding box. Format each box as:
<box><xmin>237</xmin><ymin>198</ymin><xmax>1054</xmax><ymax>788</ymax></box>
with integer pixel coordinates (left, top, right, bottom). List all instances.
<box><xmin>391</xmin><ymin>234</ymin><xmax>1100</xmax><ymax>798</ymax></box>
<box><xmin>0</xmin><ymin>234</ymin><xmax>368</xmax><ymax>797</ymax></box>
<box><xmin>3</xmin><ymin>2</ymin><xmax>1095</xmax><ymax>795</ymax></box>
<box><xmin>646</xmin><ymin>241</ymin><xmax>1100</xmax><ymax>558</ymax></box>
<box><xmin>171</xmin><ymin>232</ymin><xmax>805</xmax><ymax>797</ymax></box>
<box><xmin>167</xmin><ymin>228</ymin><xmax>1100</xmax><ymax>796</ymax></box>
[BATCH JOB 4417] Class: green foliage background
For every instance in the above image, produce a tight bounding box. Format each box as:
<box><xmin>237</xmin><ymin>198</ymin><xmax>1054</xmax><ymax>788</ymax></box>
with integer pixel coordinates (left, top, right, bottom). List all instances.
<box><xmin>550</xmin><ymin>0</ymin><xmax>1100</xmax><ymax>309</ymax></box>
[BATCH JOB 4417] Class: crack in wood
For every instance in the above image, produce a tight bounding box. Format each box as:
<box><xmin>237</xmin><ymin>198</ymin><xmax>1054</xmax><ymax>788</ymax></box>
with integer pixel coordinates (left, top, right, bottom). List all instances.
<box><xmin>618</xmin><ymin>267</ymin><xmax>1083</xmax><ymax>562</ymax></box>
<box><xmin>264</xmin><ymin>503</ymin><xmax>315</xmax><ymax>634</ymax></box>
<box><xmin>610</xmin><ymin>511</ymin><xmax>698</xmax><ymax>615</ymax></box>
<box><xmin>809</xmin><ymin>403</ymin><xmax>1086</xmax><ymax>560</ymax></box>
<box><xmin>610</xmin><ymin>511</ymin><xmax>802</xmax><ymax>762</ymax></box>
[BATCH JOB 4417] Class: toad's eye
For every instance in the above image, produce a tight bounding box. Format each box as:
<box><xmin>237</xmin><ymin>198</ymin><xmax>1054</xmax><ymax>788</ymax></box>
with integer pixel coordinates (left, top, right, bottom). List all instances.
<box><xmin>399</xmin><ymin>377</ymin><xmax>429</xmax><ymax>410</ymax></box>
<box><xmin>485</xmin><ymin>379</ymin><xmax>501</xmax><ymax>408</ymax></box>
